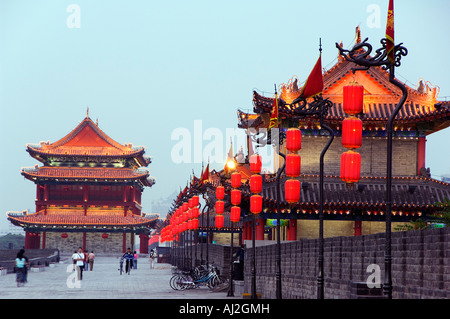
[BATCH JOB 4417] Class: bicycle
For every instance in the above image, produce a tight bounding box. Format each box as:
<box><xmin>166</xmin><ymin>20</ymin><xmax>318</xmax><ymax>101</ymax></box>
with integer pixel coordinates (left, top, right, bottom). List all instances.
<box><xmin>169</xmin><ymin>264</ymin><xmax>227</xmax><ymax>290</ymax></box>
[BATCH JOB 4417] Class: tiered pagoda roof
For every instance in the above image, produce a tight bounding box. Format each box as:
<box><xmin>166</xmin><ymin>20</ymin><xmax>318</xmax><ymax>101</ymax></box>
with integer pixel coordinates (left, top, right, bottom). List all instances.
<box><xmin>27</xmin><ymin>116</ymin><xmax>151</xmax><ymax>166</ymax></box>
<box><xmin>7</xmin><ymin>208</ymin><xmax>159</xmax><ymax>231</ymax></box>
<box><xmin>21</xmin><ymin>166</ymin><xmax>154</xmax><ymax>187</ymax></box>
<box><xmin>239</xmin><ymin>50</ymin><xmax>450</xmax><ymax>135</ymax></box>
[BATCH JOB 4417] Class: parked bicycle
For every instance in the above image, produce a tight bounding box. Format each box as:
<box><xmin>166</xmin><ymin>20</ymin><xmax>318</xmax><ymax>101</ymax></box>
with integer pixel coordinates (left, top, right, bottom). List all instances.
<box><xmin>169</xmin><ymin>264</ymin><xmax>226</xmax><ymax>290</ymax></box>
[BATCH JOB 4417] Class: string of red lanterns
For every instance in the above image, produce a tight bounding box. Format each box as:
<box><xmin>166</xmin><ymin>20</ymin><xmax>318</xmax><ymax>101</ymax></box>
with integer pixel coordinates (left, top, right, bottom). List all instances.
<box><xmin>230</xmin><ymin>172</ymin><xmax>241</xmax><ymax>223</ymax></box>
<box><xmin>215</xmin><ymin>185</ymin><xmax>225</xmax><ymax>228</ymax></box>
<box><xmin>249</xmin><ymin>154</ymin><xmax>263</xmax><ymax>214</ymax></box>
<box><xmin>340</xmin><ymin>83</ymin><xmax>364</xmax><ymax>186</ymax></box>
<box><xmin>285</xmin><ymin>128</ymin><xmax>301</xmax><ymax>204</ymax></box>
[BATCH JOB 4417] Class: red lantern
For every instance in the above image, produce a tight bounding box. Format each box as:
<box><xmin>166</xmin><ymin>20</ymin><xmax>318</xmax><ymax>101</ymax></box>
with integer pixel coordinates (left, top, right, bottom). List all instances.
<box><xmin>215</xmin><ymin>215</ymin><xmax>224</xmax><ymax>229</ymax></box>
<box><xmin>340</xmin><ymin>150</ymin><xmax>361</xmax><ymax>184</ymax></box>
<box><xmin>192</xmin><ymin>218</ymin><xmax>199</xmax><ymax>229</ymax></box>
<box><xmin>341</xmin><ymin>117</ymin><xmax>362</xmax><ymax>149</ymax></box>
<box><xmin>285</xmin><ymin>154</ymin><xmax>301</xmax><ymax>177</ymax></box>
<box><xmin>191</xmin><ymin>195</ymin><xmax>199</xmax><ymax>207</ymax></box>
<box><xmin>343</xmin><ymin>85</ymin><xmax>364</xmax><ymax>115</ymax></box>
<box><xmin>250</xmin><ymin>174</ymin><xmax>262</xmax><ymax>193</ymax></box>
<box><xmin>250</xmin><ymin>195</ymin><xmax>263</xmax><ymax>214</ymax></box>
<box><xmin>187</xmin><ymin>219</ymin><xmax>193</xmax><ymax>230</ymax></box>
<box><xmin>191</xmin><ymin>207</ymin><xmax>199</xmax><ymax>218</ymax></box>
<box><xmin>250</xmin><ymin>154</ymin><xmax>262</xmax><ymax>174</ymax></box>
<box><xmin>215</xmin><ymin>200</ymin><xmax>224</xmax><ymax>214</ymax></box>
<box><xmin>285</xmin><ymin>179</ymin><xmax>301</xmax><ymax>204</ymax></box>
<box><xmin>286</xmin><ymin>128</ymin><xmax>302</xmax><ymax>152</ymax></box>
<box><xmin>230</xmin><ymin>206</ymin><xmax>241</xmax><ymax>223</ymax></box>
<box><xmin>216</xmin><ymin>186</ymin><xmax>225</xmax><ymax>200</ymax></box>
<box><xmin>61</xmin><ymin>233</ymin><xmax>68</xmax><ymax>238</ymax></box>
<box><xmin>182</xmin><ymin>202</ymin><xmax>188</xmax><ymax>212</ymax></box>
<box><xmin>231</xmin><ymin>172</ymin><xmax>241</xmax><ymax>188</ymax></box>
<box><xmin>188</xmin><ymin>198</ymin><xmax>194</xmax><ymax>208</ymax></box>
<box><xmin>231</xmin><ymin>189</ymin><xmax>241</xmax><ymax>206</ymax></box>
<box><xmin>102</xmin><ymin>233</ymin><xmax>109</xmax><ymax>239</ymax></box>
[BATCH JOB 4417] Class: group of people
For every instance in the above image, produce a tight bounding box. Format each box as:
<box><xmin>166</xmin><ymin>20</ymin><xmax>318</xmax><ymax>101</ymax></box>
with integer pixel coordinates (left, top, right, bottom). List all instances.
<box><xmin>72</xmin><ymin>247</ymin><xmax>96</xmax><ymax>281</ymax></box>
<box><xmin>120</xmin><ymin>248</ymin><xmax>157</xmax><ymax>275</ymax></box>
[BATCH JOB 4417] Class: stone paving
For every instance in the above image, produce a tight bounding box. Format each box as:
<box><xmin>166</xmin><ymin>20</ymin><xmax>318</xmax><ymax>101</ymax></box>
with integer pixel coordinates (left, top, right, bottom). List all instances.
<box><xmin>0</xmin><ymin>256</ymin><xmax>240</xmax><ymax>299</ymax></box>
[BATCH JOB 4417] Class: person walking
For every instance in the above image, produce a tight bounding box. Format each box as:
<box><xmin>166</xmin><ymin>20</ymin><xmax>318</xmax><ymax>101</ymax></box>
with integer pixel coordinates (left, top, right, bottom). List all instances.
<box><xmin>75</xmin><ymin>247</ymin><xmax>85</xmax><ymax>281</ymax></box>
<box><xmin>149</xmin><ymin>249</ymin><xmax>156</xmax><ymax>269</ymax></box>
<box><xmin>133</xmin><ymin>251</ymin><xmax>138</xmax><ymax>269</ymax></box>
<box><xmin>88</xmin><ymin>251</ymin><xmax>95</xmax><ymax>271</ymax></box>
<box><xmin>15</xmin><ymin>249</ymin><xmax>28</xmax><ymax>287</ymax></box>
<box><xmin>121</xmin><ymin>248</ymin><xmax>134</xmax><ymax>275</ymax></box>
<box><xmin>83</xmin><ymin>249</ymin><xmax>89</xmax><ymax>271</ymax></box>
<box><xmin>71</xmin><ymin>250</ymin><xmax>77</xmax><ymax>271</ymax></box>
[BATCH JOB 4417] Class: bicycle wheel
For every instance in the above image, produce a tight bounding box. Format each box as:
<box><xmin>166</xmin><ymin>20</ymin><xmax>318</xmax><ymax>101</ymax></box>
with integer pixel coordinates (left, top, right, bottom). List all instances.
<box><xmin>170</xmin><ymin>275</ymin><xmax>181</xmax><ymax>290</ymax></box>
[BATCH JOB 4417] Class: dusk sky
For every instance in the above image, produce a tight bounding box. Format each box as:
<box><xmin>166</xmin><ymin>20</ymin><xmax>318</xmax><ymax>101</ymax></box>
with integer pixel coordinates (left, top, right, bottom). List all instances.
<box><xmin>0</xmin><ymin>0</ymin><xmax>449</xmax><ymax>231</ymax></box>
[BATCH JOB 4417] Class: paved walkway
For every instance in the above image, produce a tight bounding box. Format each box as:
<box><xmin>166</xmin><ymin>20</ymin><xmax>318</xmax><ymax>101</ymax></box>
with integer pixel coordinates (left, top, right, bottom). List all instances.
<box><xmin>0</xmin><ymin>256</ymin><xmax>240</xmax><ymax>299</ymax></box>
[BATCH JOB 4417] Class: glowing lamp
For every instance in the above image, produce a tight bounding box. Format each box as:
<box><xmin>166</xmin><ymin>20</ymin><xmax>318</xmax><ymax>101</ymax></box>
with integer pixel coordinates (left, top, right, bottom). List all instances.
<box><xmin>250</xmin><ymin>174</ymin><xmax>263</xmax><ymax>194</ymax></box>
<box><xmin>286</xmin><ymin>128</ymin><xmax>302</xmax><ymax>152</ymax></box>
<box><xmin>230</xmin><ymin>206</ymin><xmax>241</xmax><ymax>223</ymax></box>
<box><xmin>341</xmin><ymin>117</ymin><xmax>362</xmax><ymax>149</ymax></box>
<box><xmin>215</xmin><ymin>214</ymin><xmax>224</xmax><ymax>229</ymax></box>
<box><xmin>285</xmin><ymin>179</ymin><xmax>301</xmax><ymax>204</ymax></box>
<box><xmin>285</xmin><ymin>154</ymin><xmax>301</xmax><ymax>177</ymax></box>
<box><xmin>231</xmin><ymin>189</ymin><xmax>241</xmax><ymax>205</ymax></box>
<box><xmin>250</xmin><ymin>195</ymin><xmax>263</xmax><ymax>214</ymax></box>
<box><xmin>226</xmin><ymin>160</ymin><xmax>236</xmax><ymax>170</ymax></box>
<box><xmin>250</xmin><ymin>154</ymin><xmax>262</xmax><ymax>174</ymax></box>
<box><xmin>215</xmin><ymin>200</ymin><xmax>224</xmax><ymax>214</ymax></box>
<box><xmin>340</xmin><ymin>150</ymin><xmax>361</xmax><ymax>184</ymax></box>
<box><xmin>216</xmin><ymin>186</ymin><xmax>225</xmax><ymax>200</ymax></box>
<box><xmin>231</xmin><ymin>172</ymin><xmax>241</xmax><ymax>188</ymax></box>
<box><xmin>343</xmin><ymin>84</ymin><xmax>364</xmax><ymax>115</ymax></box>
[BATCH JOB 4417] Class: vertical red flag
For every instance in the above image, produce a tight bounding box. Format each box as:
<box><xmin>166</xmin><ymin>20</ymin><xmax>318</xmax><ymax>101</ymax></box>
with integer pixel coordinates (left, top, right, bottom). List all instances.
<box><xmin>269</xmin><ymin>93</ymin><xmax>279</xmax><ymax>129</ymax></box>
<box><xmin>385</xmin><ymin>0</ymin><xmax>395</xmax><ymax>64</ymax></box>
<box><xmin>301</xmin><ymin>54</ymin><xmax>323</xmax><ymax>99</ymax></box>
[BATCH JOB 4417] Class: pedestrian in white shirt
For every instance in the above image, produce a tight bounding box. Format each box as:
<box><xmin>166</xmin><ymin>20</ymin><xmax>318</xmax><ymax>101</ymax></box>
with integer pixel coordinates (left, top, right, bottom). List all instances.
<box><xmin>74</xmin><ymin>247</ymin><xmax>85</xmax><ymax>281</ymax></box>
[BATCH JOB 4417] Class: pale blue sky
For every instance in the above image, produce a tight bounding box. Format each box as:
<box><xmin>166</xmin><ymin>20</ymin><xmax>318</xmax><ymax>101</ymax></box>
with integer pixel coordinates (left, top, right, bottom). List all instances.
<box><xmin>0</xmin><ymin>0</ymin><xmax>449</xmax><ymax>230</ymax></box>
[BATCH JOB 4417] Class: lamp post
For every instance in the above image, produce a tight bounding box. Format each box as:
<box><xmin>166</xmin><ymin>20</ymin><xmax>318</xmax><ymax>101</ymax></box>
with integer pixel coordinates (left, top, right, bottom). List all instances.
<box><xmin>336</xmin><ymin>36</ymin><xmax>408</xmax><ymax>299</ymax></box>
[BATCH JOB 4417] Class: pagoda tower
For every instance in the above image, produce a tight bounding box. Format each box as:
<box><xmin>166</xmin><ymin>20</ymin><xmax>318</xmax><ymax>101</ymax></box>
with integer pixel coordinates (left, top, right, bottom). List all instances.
<box><xmin>8</xmin><ymin>114</ymin><xmax>157</xmax><ymax>254</ymax></box>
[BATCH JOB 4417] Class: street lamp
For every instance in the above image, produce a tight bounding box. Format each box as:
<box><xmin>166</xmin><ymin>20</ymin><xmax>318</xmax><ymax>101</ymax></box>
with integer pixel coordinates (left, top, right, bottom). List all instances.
<box><xmin>336</xmin><ymin>33</ymin><xmax>408</xmax><ymax>299</ymax></box>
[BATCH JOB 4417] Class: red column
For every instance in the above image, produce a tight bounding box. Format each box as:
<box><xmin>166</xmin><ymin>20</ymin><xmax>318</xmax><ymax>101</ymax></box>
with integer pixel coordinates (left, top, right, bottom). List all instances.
<box><xmin>42</xmin><ymin>231</ymin><xmax>46</xmax><ymax>249</ymax></box>
<box><xmin>417</xmin><ymin>137</ymin><xmax>426</xmax><ymax>175</ymax></box>
<box><xmin>255</xmin><ymin>217</ymin><xmax>265</xmax><ymax>240</ymax></box>
<box><xmin>287</xmin><ymin>219</ymin><xmax>297</xmax><ymax>241</ymax></box>
<box><xmin>44</xmin><ymin>185</ymin><xmax>49</xmax><ymax>201</ymax></box>
<box><xmin>82</xmin><ymin>232</ymin><xmax>87</xmax><ymax>250</ymax></box>
<box><xmin>25</xmin><ymin>231</ymin><xmax>30</xmax><ymax>249</ymax></box>
<box><xmin>140</xmin><ymin>234</ymin><xmax>149</xmax><ymax>254</ymax></box>
<box><xmin>122</xmin><ymin>233</ymin><xmax>127</xmax><ymax>253</ymax></box>
<box><xmin>354</xmin><ymin>220</ymin><xmax>362</xmax><ymax>236</ymax></box>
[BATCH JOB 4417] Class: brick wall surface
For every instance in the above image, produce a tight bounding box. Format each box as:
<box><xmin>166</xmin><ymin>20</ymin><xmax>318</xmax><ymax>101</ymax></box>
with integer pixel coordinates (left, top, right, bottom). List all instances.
<box><xmin>243</xmin><ymin>227</ymin><xmax>449</xmax><ymax>299</ymax></box>
<box><xmin>44</xmin><ymin>232</ymin><xmax>132</xmax><ymax>254</ymax></box>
